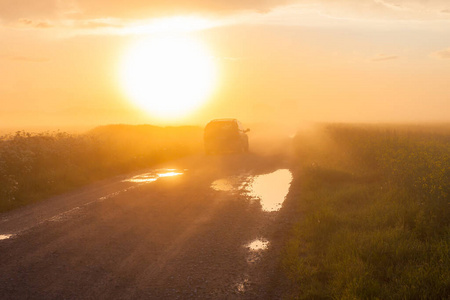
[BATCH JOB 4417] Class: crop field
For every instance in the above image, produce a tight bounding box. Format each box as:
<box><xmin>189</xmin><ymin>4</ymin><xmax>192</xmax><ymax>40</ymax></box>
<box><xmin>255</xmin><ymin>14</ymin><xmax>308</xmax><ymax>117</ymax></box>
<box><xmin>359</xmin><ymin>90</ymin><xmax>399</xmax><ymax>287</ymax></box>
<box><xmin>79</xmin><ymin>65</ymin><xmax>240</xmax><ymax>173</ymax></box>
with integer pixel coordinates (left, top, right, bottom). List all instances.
<box><xmin>0</xmin><ymin>125</ymin><xmax>202</xmax><ymax>212</ymax></box>
<box><xmin>281</xmin><ymin>124</ymin><xmax>450</xmax><ymax>299</ymax></box>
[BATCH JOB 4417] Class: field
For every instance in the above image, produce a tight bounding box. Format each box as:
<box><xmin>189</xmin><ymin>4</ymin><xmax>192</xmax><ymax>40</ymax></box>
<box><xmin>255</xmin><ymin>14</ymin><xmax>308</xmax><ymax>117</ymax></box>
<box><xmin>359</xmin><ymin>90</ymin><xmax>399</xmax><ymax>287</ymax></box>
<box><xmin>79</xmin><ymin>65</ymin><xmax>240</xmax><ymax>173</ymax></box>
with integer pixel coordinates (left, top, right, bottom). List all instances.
<box><xmin>281</xmin><ymin>124</ymin><xmax>450</xmax><ymax>299</ymax></box>
<box><xmin>0</xmin><ymin>125</ymin><xmax>202</xmax><ymax>212</ymax></box>
<box><xmin>1</xmin><ymin>122</ymin><xmax>449</xmax><ymax>298</ymax></box>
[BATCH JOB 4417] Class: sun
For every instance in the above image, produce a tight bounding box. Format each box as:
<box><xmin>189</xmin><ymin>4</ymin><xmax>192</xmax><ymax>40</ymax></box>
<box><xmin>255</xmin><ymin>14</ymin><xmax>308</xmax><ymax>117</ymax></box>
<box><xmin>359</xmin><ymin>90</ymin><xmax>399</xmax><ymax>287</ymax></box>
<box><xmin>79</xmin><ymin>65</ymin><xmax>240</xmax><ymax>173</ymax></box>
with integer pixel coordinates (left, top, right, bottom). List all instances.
<box><xmin>120</xmin><ymin>35</ymin><xmax>217</xmax><ymax>119</ymax></box>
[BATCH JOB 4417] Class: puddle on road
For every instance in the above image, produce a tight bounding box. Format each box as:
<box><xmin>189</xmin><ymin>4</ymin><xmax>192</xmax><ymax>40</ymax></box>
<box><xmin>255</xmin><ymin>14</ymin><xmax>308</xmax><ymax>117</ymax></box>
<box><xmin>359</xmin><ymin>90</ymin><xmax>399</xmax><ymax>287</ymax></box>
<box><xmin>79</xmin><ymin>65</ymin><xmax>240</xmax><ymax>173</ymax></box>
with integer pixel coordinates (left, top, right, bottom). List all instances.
<box><xmin>246</xmin><ymin>238</ymin><xmax>269</xmax><ymax>251</ymax></box>
<box><xmin>123</xmin><ymin>169</ymin><xmax>184</xmax><ymax>183</ymax></box>
<box><xmin>210</xmin><ymin>179</ymin><xmax>234</xmax><ymax>191</ymax></box>
<box><xmin>0</xmin><ymin>234</ymin><xmax>14</xmax><ymax>240</ymax></box>
<box><xmin>157</xmin><ymin>170</ymin><xmax>184</xmax><ymax>178</ymax></box>
<box><xmin>0</xmin><ymin>169</ymin><xmax>186</xmax><ymax>235</ymax></box>
<box><xmin>210</xmin><ymin>177</ymin><xmax>245</xmax><ymax>192</ymax></box>
<box><xmin>223</xmin><ymin>169</ymin><xmax>291</xmax><ymax>295</ymax></box>
<box><xmin>235</xmin><ymin>277</ymin><xmax>250</xmax><ymax>293</ymax></box>
<box><xmin>125</xmin><ymin>174</ymin><xmax>158</xmax><ymax>183</ymax></box>
<box><xmin>245</xmin><ymin>238</ymin><xmax>270</xmax><ymax>264</ymax></box>
<box><xmin>99</xmin><ymin>169</ymin><xmax>184</xmax><ymax>202</ymax></box>
<box><xmin>245</xmin><ymin>169</ymin><xmax>292</xmax><ymax>212</ymax></box>
<box><xmin>212</xmin><ymin>169</ymin><xmax>292</xmax><ymax>212</ymax></box>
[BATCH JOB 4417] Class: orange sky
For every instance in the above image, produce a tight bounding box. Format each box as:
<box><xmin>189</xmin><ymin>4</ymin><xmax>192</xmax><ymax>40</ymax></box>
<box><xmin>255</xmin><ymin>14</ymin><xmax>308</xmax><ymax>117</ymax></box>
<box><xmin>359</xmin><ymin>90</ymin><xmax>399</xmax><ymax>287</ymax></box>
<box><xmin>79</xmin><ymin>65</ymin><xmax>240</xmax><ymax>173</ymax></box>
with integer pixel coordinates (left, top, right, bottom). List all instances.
<box><xmin>1</xmin><ymin>0</ymin><xmax>450</xmax><ymax>131</ymax></box>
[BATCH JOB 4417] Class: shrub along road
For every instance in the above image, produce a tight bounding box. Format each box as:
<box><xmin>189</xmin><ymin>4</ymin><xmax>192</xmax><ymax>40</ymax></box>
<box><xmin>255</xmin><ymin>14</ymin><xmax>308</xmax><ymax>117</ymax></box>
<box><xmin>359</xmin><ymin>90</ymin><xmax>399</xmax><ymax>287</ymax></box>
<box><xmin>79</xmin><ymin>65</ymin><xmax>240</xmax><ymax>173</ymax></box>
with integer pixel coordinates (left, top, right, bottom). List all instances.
<box><xmin>0</xmin><ymin>154</ymin><xmax>294</xmax><ymax>299</ymax></box>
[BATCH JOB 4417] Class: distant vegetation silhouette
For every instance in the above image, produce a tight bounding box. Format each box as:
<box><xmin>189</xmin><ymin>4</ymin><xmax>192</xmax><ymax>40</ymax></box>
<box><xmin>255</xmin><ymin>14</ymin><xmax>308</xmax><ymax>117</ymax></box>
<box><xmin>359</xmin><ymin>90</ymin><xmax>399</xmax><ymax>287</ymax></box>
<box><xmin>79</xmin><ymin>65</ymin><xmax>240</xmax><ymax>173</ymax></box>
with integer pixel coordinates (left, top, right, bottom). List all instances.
<box><xmin>0</xmin><ymin>125</ymin><xmax>202</xmax><ymax>212</ymax></box>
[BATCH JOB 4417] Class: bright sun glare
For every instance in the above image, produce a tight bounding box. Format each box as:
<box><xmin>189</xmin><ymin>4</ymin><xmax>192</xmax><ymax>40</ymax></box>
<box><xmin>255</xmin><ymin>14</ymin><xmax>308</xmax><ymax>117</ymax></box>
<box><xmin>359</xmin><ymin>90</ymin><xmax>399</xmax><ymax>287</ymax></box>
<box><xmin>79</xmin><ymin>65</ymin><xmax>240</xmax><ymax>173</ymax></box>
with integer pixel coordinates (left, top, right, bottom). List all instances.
<box><xmin>120</xmin><ymin>34</ymin><xmax>217</xmax><ymax>119</ymax></box>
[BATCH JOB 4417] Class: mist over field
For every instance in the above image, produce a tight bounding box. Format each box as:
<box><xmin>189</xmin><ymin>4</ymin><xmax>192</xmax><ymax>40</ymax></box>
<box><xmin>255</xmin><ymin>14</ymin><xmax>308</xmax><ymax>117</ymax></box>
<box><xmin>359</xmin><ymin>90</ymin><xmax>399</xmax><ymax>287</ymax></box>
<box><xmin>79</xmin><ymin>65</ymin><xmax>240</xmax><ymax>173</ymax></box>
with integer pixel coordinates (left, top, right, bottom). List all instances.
<box><xmin>1</xmin><ymin>0</ymin><xmax>450</xmax><ymax>298</ymax></box>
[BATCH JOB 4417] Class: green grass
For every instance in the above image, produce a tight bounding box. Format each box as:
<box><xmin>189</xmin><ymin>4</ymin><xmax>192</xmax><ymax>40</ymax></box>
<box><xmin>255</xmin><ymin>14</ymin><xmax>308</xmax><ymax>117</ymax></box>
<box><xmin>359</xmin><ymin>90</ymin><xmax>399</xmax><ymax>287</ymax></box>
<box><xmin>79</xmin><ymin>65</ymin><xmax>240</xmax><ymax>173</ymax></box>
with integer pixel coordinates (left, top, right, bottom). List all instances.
<box><xmin>0</xmin><ymin>125</ymin><xmax>202</xmax><ymax>212</ymax></box>
<box><xmin>281</xmin><ymin>124</ymin><xmax>450</xmax><ymax>299</ymax></box>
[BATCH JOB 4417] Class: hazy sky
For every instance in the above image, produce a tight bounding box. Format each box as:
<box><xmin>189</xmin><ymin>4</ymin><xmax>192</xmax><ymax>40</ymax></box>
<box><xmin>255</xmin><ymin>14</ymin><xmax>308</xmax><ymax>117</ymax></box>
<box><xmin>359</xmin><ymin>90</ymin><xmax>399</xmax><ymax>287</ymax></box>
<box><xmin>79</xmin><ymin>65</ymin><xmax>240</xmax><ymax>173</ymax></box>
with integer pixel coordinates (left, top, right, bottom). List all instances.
<box><xmin>1</xmin><ymin>0</ymin><xmax>450</xmax><ymax>130</ymax></box>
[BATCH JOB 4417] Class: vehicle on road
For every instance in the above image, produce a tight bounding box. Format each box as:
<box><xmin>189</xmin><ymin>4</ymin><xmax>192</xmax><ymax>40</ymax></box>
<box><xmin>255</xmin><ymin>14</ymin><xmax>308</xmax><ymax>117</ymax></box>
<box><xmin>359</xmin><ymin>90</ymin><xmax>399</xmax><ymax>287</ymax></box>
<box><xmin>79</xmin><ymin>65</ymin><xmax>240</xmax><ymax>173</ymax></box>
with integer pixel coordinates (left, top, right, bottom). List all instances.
<box><xmin>204</xmin><ymin>119</ymin><xmax>249</xmax><ymax>154</ymax></box>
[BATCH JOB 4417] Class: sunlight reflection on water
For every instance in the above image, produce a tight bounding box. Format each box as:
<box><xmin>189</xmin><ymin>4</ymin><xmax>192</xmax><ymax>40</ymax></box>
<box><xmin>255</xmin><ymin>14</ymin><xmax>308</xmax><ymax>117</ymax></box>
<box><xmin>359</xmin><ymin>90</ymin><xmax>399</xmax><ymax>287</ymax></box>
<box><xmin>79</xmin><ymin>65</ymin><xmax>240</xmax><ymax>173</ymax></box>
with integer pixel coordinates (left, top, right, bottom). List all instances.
<box><xmin>124</xmin><ymin>169</ymin><xmax>184</xmax><ymax>183</ymax></box>
<box><xmin>0</xmin><ymin>234</ymin><xmax>14</xmax><ymax>240</ymax></box>
<box><xmin>210</xmin><ymin>177</ymin><xmax>244</xmax><ymax>192</ymax></box>
<box><xmin>245</xmin><ymin>169</ymin><xmax>292</xmax><ymax>212</ymax></box>
<box><xmin>157</xmin><ymin>171</ymin><xmax>183</xmax><ymax>178</ymax></box>
<box><xmin>210</xmin><ymin>169</ymin><xmax>292</xmax><ymax>212</ymax></box>
<box><xmin>245</xmin><ymin>238</ymin><xmax>270</xmax><ymax>264</ymax></box>
<box><xmin>246</xmin><ymin>238</ymin><xmax>269</xmax><ymax>251</ymax></box>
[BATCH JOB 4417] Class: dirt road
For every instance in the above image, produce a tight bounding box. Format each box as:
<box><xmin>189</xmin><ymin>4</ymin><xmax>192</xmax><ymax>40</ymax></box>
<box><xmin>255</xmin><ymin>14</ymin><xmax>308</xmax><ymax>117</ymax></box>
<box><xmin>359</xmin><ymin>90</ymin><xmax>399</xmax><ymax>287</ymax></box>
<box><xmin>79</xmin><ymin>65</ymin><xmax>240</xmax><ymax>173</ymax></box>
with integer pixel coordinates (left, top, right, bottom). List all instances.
<box><xmin>0</xmin><ymin>154</ymin><xmax>295</xmax><ymax>299</ymax></box>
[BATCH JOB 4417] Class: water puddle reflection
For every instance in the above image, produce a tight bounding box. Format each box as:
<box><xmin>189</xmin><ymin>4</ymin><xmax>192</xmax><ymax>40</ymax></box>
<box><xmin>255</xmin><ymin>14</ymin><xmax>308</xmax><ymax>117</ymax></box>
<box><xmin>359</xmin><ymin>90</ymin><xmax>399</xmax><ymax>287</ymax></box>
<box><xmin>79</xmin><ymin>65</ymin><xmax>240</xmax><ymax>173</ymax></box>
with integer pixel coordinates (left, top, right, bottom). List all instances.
<box><xmin>245</xmin><ymin>169</ymin><xmax>292</xmax><ymax>212</ymax></box>
<box><xmin>157</xmin><ymin>170</ymin><xmax>183</xmax><ymax>178</ymax></box>
<box><xmin>124</xmin><ymin>169</ymin><xmax>184</xmax><ymax>183</ymax></box>
<box><xmin>211</xmin><ymin>169</ymin><xmax>292</xmax><ymax>212</ymax></box>
<box><xmin>0</xmin><ymin>234</ymin><xmax>14</xmax><ymax>240</ymax></box>
<box><xmin>125</xmin><ymin>174</ymin><xmax>158</xmax><ymax>183</ymax></box>
<box><xmin>210</xmin><ymin>177</ymin><xmax>244</xmax><ymax>192</ymax></box>
<box><xmin>246</xmin><ymin>238</ymin><xmax>269</xmax><ymax>251</ymax></box>
<box><xmin>234</xmin><ymin>277</ymin><xmax>250</xmax><ymax>293</ymax></box>
<box><xmin>245</xmin><ymin>238</ymin><xmax>270</xmax><ymax>263</ymax></box>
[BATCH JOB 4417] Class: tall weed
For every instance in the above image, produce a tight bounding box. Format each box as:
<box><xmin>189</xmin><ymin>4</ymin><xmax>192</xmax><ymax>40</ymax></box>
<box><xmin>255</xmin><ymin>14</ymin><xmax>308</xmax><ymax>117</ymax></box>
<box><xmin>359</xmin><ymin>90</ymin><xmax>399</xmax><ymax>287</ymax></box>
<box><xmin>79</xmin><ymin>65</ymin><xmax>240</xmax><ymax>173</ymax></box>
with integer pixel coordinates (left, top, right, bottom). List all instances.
<box><xmin>0</xmin><ymin>125</ymin><xmax>202</xmax><ymax>211</ymax></box>
<box><xmin>282</xmin><ymin>124</ymin><xmax>450</xmax><ymax>299</ymax></box>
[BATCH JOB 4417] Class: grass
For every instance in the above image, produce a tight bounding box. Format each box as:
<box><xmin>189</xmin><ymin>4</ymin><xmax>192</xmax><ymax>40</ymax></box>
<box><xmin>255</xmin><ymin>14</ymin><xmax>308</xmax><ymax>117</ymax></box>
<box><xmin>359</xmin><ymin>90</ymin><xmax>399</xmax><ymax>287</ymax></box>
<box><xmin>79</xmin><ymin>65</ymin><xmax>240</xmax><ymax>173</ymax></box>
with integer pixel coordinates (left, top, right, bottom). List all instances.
<box><xmin>281</xmin><ymin>124</ymin><xmax>450</xmax><ymax>299</ymax></box>
<box><xmin>0</xmin><ymin>124</ymin><xmax>202</xmax><ymax>212</ymax></box>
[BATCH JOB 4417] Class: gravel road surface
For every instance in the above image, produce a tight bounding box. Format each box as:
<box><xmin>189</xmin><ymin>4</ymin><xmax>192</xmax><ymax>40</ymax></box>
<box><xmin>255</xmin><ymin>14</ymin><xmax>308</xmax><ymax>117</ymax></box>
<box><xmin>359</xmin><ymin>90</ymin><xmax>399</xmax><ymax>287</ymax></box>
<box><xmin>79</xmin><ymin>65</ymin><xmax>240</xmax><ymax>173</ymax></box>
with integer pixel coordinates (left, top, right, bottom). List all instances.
<box><xmin>0</xmin><ymin>154</ymin><xmax>295</xmax><ymax>299</ymax></box>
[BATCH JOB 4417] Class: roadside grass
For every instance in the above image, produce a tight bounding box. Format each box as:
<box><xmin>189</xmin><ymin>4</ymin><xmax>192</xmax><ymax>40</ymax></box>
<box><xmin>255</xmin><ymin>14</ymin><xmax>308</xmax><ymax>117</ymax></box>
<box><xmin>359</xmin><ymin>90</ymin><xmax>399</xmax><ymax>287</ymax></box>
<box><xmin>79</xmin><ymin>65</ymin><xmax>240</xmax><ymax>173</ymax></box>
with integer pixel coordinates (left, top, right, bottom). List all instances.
<box><xmin>0</xmin><ymin>125</ymin><xmax>202</xmax><ymax>212</ymax></box>
<box><xmin>281</xmin><ymin>124</ymin><xmax>450</xmax><ymax>299</ymax></box>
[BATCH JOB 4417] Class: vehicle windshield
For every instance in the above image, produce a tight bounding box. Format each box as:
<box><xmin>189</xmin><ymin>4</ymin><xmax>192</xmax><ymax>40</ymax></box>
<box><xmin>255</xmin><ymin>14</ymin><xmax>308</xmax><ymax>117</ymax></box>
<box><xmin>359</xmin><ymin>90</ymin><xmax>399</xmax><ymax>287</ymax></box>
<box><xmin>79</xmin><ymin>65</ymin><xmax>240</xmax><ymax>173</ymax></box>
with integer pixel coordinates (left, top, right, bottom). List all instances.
<box><xmin>205</xmin><ymin>121</ymin><xmax>237</xmax><ymax>134</ymax></box>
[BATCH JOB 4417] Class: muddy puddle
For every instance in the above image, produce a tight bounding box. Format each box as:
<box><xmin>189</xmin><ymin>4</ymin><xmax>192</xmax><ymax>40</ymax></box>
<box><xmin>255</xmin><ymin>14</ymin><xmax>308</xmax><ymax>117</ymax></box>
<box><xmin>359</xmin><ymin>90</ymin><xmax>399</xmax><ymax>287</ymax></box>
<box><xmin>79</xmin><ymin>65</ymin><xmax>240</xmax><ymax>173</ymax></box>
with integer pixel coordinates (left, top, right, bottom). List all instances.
<box><xmin>213</xmin><ymin>169</ymin><xmax>292</xmax><ymax>294</ymax></box>
<box><xmin>235</xmin><ymin>277</ymin><xmax>250</xmax><ymax>293</ymax></box>
<box><xmin>245</xmin><ymin>169</ymin><xmax>292</xmax><ymax>212</ymax></box>
<box><xmin>234</xmin><ymin>238</ymin><xmax>271</xmax><ymax>292</ymax></box>
<box><xmin>0</xmin><ymin>234</ymin><xmax>14</xmax><ymax>240</ymax></box>
<box><xmin>210</xmin><ymin>177</ymin><xmax>245</xmax><ymax>192</ymax></box>
<box><xmin>211</xmin><ymin>169</ymin><xmax>292</xmax><ymax>212</ymax></box>
<box><xmin>246</xmin><ymin>238</ymin><xmax>269</xmax><ymax>251</ymax></box>
<box><xmin>124</xmin><ymin>169</ymin><xmax>184</xmax><ymax>183</ymax></box>
<box><xmin>245</xmin><ymin>238</ymin><xmax>270</xmax><ymax>264</ymax></box>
